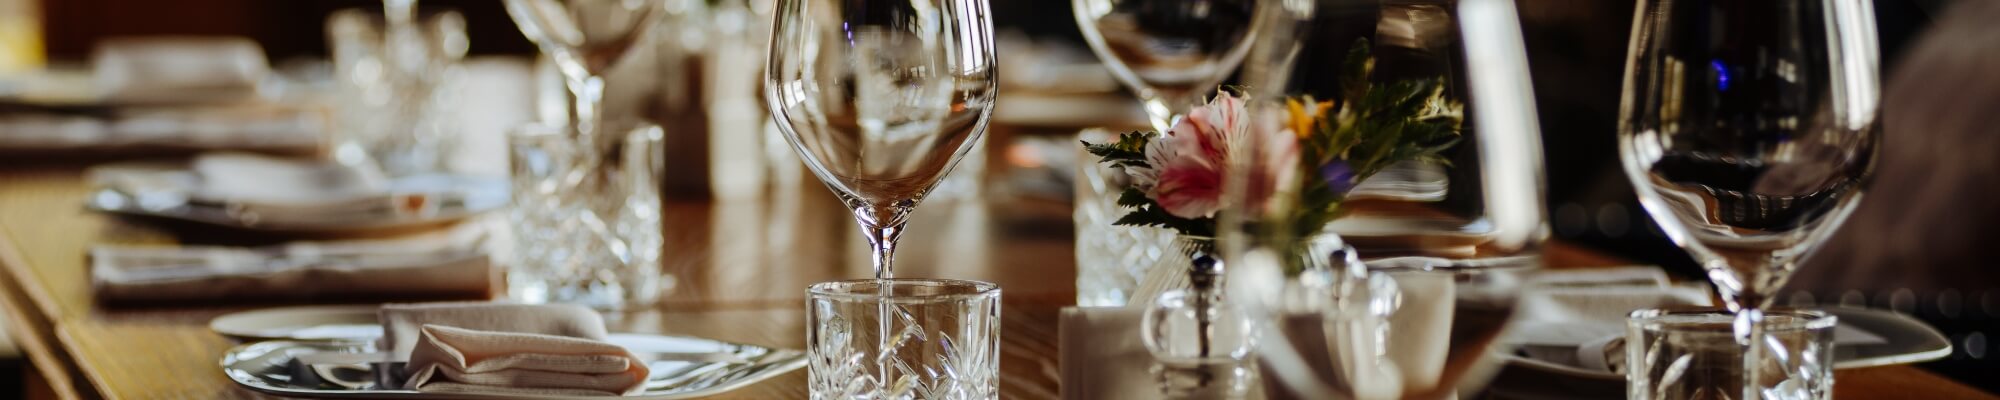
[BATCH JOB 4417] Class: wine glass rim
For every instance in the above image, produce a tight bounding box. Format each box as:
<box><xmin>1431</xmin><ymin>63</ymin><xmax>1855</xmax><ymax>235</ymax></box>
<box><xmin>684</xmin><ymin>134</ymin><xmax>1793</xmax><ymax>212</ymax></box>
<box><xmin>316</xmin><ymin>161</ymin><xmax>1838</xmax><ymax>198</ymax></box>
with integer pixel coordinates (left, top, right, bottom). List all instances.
<box><xmin>809</xmin><ymin>278</ymin><xmax>1001</xmax><ymax>302</ymax></box>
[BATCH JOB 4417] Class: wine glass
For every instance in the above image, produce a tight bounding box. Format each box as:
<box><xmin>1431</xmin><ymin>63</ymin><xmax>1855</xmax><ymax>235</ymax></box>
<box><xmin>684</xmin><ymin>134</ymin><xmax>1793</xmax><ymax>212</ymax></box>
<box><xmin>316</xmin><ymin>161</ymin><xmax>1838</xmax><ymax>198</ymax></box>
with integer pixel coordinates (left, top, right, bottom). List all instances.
<box><xmin>1618</xmin><ymin>0</ymin><xmax>1878</xmax><ymax>398</ymax></box>
<box><xmin>504</xmin><ymin>0</ymin><xmax>662</xmax><ymax>146</ymax></box>
<box><xmin>764</xmin><ymin>0</ymin><xmax>996</xmax><ymax>279</ymax></box>
<box><xmin>1223</xmin><ymin>0</ymin><xmax>1548</xmax><ymax>397</ymax></box>
<box><xmin>768</xmin><ymin>0</ymin><xmax>997</xmax><ymax>397</ymax></box>
<box><xmin>1073</xmin><ymin>0</ymin><xmax>1259</xmax><ymax>132</ymax></box>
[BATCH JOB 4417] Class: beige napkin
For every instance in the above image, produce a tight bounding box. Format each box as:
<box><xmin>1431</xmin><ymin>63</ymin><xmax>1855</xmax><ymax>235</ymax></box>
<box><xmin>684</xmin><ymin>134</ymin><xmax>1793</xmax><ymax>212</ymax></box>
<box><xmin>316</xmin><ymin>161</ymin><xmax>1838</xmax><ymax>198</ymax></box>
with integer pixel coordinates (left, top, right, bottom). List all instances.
<box><xmin>1058</xmin><ymin>307</ymin><xmax>1156</xmax><ymax>400</ymax></box>
<box><xmin>85</xmin><ymin>153</ymin><xmax>485</xmax><ymax>227</ymax></box>
<box><xmin>92</xmin><ymin>36</ymin><xmax>268</xmax><ymax>105</ymax></box>
<box><xmin>379</xmin><ymin>303</ymin><xmax>649</xmax><ymax>395</ymax></box>
<box><xmin>89</xmin><ymin>224</ymin><xmax>492</xmax><ymax>302</ymax></box>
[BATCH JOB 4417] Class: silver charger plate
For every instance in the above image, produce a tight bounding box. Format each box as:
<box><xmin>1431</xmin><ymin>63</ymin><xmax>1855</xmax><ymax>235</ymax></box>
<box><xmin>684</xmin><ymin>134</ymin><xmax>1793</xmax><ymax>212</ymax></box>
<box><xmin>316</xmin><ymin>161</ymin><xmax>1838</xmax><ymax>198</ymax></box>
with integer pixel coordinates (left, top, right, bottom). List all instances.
<box><xmin>222</xmin><ymin>335</ymin><xmax>807</xmax><ymax>400</ymax></box>
<box><xmin>87</xmin><ymin>170</ymin><xmax>507</xmax><ymax>234</ymax></box>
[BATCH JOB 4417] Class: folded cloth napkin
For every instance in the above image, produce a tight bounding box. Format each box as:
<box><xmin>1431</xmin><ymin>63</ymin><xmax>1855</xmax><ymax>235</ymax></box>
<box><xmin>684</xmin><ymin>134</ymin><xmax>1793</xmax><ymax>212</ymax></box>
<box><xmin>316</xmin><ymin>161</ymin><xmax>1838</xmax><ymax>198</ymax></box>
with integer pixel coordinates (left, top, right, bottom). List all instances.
<box><xmin>0</xmin><ymin>106</ymin><xmax>326</xmax><ymax>152</ymax></box>
<box><xmin>89</xmin><ymin>224</ymin><xmax>491</xmax><ymax>302</ymax></box>
<box><xmin>404</xmin><ymin>325</ymin><xmax>650</xmax><ymax>395</ymax></box>
<box><xmin>191</xmin><ymin>152</ymin><xmax>389</xmax><ymax>206</ymax></box>
<box><xmin>379</xmin><ymin>303</ymin><xmax>649</xmax><ymax>395</ymax></box>
<box><xmin>1058</xmin><ymin>307</ymin><xmax>1157</xmax><ymax>400</ymax></box>
<box><xmin>92</xmin><ymin>36</ymin><xmax>268</xmax><ymax>105</ymax></box>
<box><xmin>85</xmin><ymin>153</ymin><xmax>501</xmax><ymax>228</ymax></box>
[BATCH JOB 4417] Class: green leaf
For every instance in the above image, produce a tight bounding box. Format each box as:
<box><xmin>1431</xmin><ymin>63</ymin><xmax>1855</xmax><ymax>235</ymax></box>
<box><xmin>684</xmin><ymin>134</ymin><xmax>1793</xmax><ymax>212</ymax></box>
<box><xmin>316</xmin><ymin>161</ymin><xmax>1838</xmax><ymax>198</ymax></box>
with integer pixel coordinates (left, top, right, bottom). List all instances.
<box><xmin>1082</xmin><ymin>131</ymin><xmax>1155</xmax><ymax>166</ymax></box>
<box><xmin>1115</xmin><ymin>188</ymin><xmax>1152</xmax><ymax>208</ymax></box>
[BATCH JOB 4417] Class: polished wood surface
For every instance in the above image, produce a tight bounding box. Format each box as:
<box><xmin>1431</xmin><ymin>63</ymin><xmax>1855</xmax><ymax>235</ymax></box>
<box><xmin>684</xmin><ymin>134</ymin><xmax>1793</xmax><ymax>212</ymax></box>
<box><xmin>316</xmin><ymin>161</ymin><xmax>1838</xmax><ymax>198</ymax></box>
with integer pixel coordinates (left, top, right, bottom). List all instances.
<box><xmin>0</xmin><ymin>164</ymin><xmax>1990</xmax><ymax>399</ymax></box>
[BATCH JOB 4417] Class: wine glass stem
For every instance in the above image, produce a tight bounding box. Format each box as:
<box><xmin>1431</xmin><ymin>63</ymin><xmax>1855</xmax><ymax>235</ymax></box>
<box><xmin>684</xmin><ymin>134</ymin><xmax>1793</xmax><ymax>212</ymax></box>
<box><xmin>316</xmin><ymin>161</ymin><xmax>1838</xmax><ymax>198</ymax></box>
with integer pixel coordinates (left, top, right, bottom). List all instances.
<box><xmin>861</xmin><ymin>221</ymin><xmax>905</xmax><ymax>280</ymax></box>
<box><xmin>1140</xmin><ymin>92</ymin><xmax>1196</xmax><ymax>133</ymax></box>
<box><xmin>860</xmin><ymin>220</ymin><xmax>905</xmax><ymax>391</ymax></box>
<box><xmin>568</xmin><ymin>74</ymin><xmax>607</xmax><ymax>147</ymax></box>
<box><xmin>384</xmin><ymin>0</ymin><xmax>416</xmax><ymax>26</ymax></box>
<box><xmin>1735</xmin><ymin>307</ymin><xmax>1768</xmax><ymax>399</ymax></box>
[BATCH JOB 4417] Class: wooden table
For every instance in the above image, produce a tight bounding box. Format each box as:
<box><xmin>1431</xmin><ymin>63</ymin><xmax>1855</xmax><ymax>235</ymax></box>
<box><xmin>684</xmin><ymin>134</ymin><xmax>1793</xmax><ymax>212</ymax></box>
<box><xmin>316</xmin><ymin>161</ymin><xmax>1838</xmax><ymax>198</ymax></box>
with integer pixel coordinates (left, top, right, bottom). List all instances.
<box><xmin>0</xmin><ymin>164</ymin><xmax>1991</xmax><ymax>399</ymax></box>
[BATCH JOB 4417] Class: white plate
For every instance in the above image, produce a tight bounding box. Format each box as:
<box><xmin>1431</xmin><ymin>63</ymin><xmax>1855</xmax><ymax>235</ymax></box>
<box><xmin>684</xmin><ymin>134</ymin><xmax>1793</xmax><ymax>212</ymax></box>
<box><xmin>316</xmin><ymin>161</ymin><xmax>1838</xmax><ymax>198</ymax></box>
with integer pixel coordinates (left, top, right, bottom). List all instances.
<box><xmin>211</xmin><ymin>305</ymin><xmax>383</xmax><ymax>341</ymax></box>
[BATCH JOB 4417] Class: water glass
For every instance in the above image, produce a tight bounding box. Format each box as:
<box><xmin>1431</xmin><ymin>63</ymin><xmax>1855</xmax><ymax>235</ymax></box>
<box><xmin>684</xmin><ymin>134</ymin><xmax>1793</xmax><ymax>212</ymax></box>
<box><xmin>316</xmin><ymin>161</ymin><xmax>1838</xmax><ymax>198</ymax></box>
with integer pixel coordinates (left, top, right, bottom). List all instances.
<box><xmin>1073</xmin><ymin>128</ymin><xmax>1170</xmax><ymax>307</ymax></box>
<box><xmin>808</xmin><ymin>279</ymin><xmax>1001</xmax><ymax>400</ymax></box>
<box><xmin>1626</xmin><ymin>309</ymin><xmax>1836</xmax><ymax>400</ymax></box>
<box><xmin>506</xmin><ymin>123</ymin><xmax>667</xmax><ymax>310</ymax></box>
<box><xmin>326</xmin><ymin>8</ymin><xmax>468</xmax><ymax>176</ymax></box>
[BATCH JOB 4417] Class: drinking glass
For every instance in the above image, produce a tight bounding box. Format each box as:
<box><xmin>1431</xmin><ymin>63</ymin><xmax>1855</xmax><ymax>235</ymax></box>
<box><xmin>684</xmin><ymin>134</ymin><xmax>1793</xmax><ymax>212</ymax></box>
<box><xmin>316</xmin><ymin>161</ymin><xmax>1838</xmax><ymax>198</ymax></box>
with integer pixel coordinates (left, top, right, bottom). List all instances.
<box><xmin>764</xmin><ymin>0</ymin><xmax>997</xmax><ymax>281</ymax></box>
<box><xmin>1627</xmin><ymin>309</ymin><xmax>1837</xmax><ymax>400</ymax></box>
<box><xmin>1618</xmin><ymin>1</ymin><xmax>1878</xmax><ymax>397</ymax></box>
<box><xmin>1222</xmin><ymin>0</ymin><xmax>1548</xmax><ymax>397</ymax></box>
<box><xmin>326</xmin><ymin>7</ymin><xmax>468</xmax><ymax>176</ymax></box>
<box><xmin>507</xmin><ymin>122</ymin><xmax>667</xmax><ymax>309</ymax></box>
<box><xmin>808</xmin><ymin>279</ymin><xmax>1001</xmax><ymax>399</ymax></box>
<box><xmin>1073</xmin><ymin>0</ymin><xmax>1258</xmax><ymax>132</ymax></box>
<box><xmin>504</xmin><ymin>0</ymin><xmax>662</xmax><ymax>147</ymax></box>
<box><xmin>1074</xmin><ymin>128</ymin><xmax>1171</xmax><ymax>306</ymax></box>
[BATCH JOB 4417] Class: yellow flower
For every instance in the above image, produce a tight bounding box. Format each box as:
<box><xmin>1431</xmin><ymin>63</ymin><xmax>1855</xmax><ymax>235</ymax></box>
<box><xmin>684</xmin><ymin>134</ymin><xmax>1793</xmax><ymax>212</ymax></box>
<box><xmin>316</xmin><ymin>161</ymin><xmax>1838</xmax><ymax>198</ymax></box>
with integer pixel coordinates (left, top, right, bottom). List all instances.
<box><xmin>1285</xmin><ymin>98</ymin><xmax>1334</xmax><ymax>139</ymax></box>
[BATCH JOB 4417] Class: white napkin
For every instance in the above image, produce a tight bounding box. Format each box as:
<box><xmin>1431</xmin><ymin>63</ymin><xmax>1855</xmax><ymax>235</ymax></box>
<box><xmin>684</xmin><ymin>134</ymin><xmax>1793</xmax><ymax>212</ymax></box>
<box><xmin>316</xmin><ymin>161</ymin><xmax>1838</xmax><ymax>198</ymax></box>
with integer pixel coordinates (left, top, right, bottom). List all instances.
<box><xmin>0</xmin><ymin>107</ymin><xmax>325</xmax><ymax>151</ymax></box>
<box><xmin>86</xmin><ymin>153</ymin><xmax>489</xmax><ymax>227</ymax></box>
<box><xmin>89</xmin><ymin>224</ymin><xmax>492</xmax><ymax>302</ymax></box>
<box><xmin>379</xmin><ymin>303</ymin><xmax>649</xmax><ymax>395</ymax></box>
<box><xmin>192</xmin><ymin>152</ymin><xmax>390</xmax><ymax>206</ymax></box>
<box><xmin>92</xmin><ymin>36</ymin><xmax>268</xmax><ymax>104</ymax></box>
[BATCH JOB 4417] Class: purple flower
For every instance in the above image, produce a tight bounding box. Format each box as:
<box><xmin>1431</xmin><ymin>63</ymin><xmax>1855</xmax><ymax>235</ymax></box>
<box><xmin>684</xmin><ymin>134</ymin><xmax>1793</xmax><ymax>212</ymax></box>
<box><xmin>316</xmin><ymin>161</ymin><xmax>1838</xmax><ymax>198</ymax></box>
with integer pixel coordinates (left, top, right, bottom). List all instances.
<box><xmin>1319</xmin><ymin>161</ymin><xmax>1356</xmax><ymax>196</ymax></box>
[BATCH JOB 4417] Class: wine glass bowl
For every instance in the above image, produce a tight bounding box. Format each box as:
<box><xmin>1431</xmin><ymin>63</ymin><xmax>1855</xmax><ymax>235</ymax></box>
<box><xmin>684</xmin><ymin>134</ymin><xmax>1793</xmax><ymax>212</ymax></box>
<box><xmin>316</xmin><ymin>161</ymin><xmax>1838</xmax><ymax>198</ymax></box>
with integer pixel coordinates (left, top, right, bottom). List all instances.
<box><xmin>504</xmin><ymin>0</ymin><xmax>663</xmax><ymax>148</ymax></box>
<box><xmin>1073</xmin><ymin>0</ymin><xmax>1258</xmax><ymax>131</ymax></box>
<box><xmin>765</xmin><ymin>0</ymin><xmax>997</xmax><ymax>277</ymax></box>
<box><xmin>1616</xmin><ymin>0</ymin><xmax>1879</xmax><ymax>313</ymax></box>
<box><xmin>504</xmin><ymin>0</ymin><xmax>661</xmax><ymax>77</ymax></box>
<box><xmin>1618</xmin><ymin>1</ymin><xmax>1877</xmax><ymax>398</ymax></box>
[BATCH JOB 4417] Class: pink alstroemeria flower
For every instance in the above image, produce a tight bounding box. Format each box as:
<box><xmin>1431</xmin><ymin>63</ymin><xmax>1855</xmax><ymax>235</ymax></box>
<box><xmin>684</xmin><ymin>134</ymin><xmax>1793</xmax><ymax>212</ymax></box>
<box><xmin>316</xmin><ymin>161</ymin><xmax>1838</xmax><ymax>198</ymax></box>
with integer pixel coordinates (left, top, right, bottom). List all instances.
<box><xmin>1145</xmin><ymin>93</ymin><xmax>1247</xmax><ymax>219</ymax></box>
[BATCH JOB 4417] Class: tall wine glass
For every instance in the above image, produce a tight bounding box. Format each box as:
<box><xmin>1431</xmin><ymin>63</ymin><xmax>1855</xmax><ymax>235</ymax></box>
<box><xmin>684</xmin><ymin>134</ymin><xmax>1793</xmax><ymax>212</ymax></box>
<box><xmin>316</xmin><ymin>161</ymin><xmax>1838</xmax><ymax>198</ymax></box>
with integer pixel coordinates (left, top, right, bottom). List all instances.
<box><xmin>504</xmin><ymin>0</ymin><xmax>662</xmax><ymax>146</ymax></box>
<box><xmin>1618</xmin><ymin>1</ymin><xmax>1878</xmax><ymax>398</ymax></box>
<box><xmin>1074</xmin><ymin>0</ymin><xmax>1258</xmax><ymax>132</ymax></box>
<box><xmin>1224</xmin><ymin>0</ymin><xmax>1547</xmax><ymax>397</ymax></box>
<box><xmin>765</xmin><ymin>0</ymin><xmax>996</xmax><ymax>280</ymax></box>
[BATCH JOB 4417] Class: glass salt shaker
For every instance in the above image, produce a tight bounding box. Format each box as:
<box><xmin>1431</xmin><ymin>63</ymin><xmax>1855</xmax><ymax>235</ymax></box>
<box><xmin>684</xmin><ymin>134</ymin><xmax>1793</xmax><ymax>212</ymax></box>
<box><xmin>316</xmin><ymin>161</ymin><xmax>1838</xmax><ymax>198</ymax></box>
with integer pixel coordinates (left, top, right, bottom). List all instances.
<box><xmin>1142</xmin><ymin>254</ymin><xmax>1258</xmax><ymax>398</ymax></box>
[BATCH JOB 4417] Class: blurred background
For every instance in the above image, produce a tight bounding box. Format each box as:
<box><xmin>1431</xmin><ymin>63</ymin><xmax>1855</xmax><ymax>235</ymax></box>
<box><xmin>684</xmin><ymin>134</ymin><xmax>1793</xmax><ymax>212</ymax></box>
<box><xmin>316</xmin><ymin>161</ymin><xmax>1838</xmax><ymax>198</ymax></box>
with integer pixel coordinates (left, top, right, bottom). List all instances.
<box><xmin>0</xmin><ymin>0</ymin><xmax>1990</xmax><ymax>393</ymax></box>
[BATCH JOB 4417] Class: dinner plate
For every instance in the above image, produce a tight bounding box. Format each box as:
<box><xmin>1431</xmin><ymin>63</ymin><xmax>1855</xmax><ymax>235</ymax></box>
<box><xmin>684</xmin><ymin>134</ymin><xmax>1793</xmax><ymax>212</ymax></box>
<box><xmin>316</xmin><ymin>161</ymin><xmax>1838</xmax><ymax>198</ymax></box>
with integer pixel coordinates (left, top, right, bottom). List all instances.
<box><xmin>1330</xmin><ymin>215</ymin><xmax>1496</xmax><ymax>253</ymax></box>
<box><xmin>221</xmin><ymin>336</ymin><xmax>806</xmax><ymax>399</ymax></box>
<box><xmin>86</xmin><ymin>168</ymin><xmax>507</xmax><ymax>234</ymax></box>
<box><xmin>1504</xmin><ymin>306</ymin><xmax>1952</xmax><ymax>382</ymax></box>
<box><xmin>211</xmin><ymin>305</ymin><xmax>382</xmax><ymax>341</ymax></box>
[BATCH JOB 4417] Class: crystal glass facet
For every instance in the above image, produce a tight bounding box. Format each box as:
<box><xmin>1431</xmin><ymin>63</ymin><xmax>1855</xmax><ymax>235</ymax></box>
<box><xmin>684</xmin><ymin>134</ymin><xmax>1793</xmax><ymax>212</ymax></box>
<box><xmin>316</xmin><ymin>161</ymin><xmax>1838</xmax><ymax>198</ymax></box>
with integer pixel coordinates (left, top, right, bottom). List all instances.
<box><xmin>506</xmin><ymin>123</ymin><xmax>667</xmax><ymax>309</ymax></box>
<box><xmin>1627</xmin><ymin>309</ymin><xmax>1837</xmax><ymax>400</ymax></box>
<box><xmin>326</xmin><ymin>8</ymin><xmax>468</xmax><ymax>176</ymax></box>
<box><xmin>1074</xmin><ymin>129</ymin><xmax>1172</xmax><ymax>307</ymax></box>
<box><xmin>808</xmin><ymin>279</ymin><xmax>1001</xmax><ymax>400</ymax></box>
